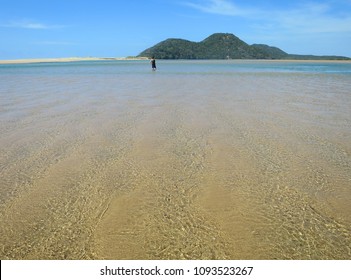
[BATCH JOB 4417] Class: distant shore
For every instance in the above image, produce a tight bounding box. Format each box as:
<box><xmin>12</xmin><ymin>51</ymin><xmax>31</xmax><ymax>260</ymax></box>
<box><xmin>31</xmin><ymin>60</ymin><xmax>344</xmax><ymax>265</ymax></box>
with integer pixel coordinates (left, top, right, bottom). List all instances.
<box><xmin>0</xmin><ymin>56</ymin><xmax>149</xmax><ymax>65</ymax></box>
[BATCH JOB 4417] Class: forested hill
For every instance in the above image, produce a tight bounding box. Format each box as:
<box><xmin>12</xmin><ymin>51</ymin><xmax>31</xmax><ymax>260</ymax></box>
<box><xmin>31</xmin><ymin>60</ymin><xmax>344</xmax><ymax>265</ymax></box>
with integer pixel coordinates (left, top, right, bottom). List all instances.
<box><xmin>138</xmin><ymin>33</ymin><xmax>350</xmax><ymax>60</ymax></box>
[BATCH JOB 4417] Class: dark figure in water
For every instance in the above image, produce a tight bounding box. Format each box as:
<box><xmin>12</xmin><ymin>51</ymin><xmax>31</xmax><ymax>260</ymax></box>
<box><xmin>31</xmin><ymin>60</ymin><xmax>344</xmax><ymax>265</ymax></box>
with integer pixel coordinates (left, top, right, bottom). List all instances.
<box><xmin>151</xmin><ymin>56</ymin><xmax>156</xmax><ymax>71</ymax></box>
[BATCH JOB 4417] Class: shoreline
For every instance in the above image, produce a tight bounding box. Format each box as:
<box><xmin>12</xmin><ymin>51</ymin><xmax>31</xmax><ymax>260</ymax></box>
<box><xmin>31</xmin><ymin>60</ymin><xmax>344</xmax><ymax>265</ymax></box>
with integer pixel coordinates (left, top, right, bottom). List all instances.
<box><xmin>0</xmin><ymin>56</ymin><xmax>149</xmax><ymax>65</ymax></box>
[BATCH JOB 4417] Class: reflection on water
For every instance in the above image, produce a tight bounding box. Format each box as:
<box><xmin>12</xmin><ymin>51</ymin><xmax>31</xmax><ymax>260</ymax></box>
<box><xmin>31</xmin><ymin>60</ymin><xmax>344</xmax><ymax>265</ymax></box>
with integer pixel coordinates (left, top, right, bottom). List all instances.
<box><xmin>0</xmin><ymin>61</ymin><xmax>350</xmax><ymax>259</ymax></box>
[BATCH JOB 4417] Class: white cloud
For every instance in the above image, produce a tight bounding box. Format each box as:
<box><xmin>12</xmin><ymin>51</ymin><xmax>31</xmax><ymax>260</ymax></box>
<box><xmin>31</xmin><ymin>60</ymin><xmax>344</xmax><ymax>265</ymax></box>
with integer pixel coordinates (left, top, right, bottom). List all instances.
<box><xmin>184</xmin><ymin>0</ymin><xmax>257</xmax><ymax>17</ymax></box>
<box><xmin>1</xmin><ymin>19</ymin><xmax>65</xmax><ymax>29</ymax></box>
<box><xmin>31</xmin><ymin>41</ymin><xmax>76</xmax><ymax>46</ymax></box>
<box><xmin>273</xmin><ymin>4</ymin><xmax>351</xmax><ymax>34</ymax></box>
<box><xmin>185</xmin><ymin>0</ymin><xmax>351</xmax><ymax>34</ymax></box>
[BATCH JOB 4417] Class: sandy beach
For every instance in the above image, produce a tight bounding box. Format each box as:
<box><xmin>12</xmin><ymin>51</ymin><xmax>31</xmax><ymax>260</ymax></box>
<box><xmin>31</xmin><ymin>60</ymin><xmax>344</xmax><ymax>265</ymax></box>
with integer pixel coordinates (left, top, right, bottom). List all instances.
<box><xmin>0</xmin><ymin>56</ymin><xmax>149</xmax><ymax>64</ymax></box>
<box><xmin>0</xmin><ymin>60</ymin><xmax>350</xmax><ymax>259</ymax></box>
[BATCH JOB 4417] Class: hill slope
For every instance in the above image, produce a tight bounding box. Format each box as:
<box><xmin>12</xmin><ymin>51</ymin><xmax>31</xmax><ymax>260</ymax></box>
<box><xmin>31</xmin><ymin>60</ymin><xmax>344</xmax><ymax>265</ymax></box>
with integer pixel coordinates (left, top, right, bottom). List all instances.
<box><xmin>138</xmin><ymin>33</ymin><xmax>349</xmax><ymax>60</ymax></box>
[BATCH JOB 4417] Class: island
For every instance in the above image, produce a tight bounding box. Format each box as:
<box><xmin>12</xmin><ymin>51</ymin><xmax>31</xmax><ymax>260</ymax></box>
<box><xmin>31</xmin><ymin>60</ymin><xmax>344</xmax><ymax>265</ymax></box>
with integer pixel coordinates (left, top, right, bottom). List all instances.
<box><xmin>138</xmin><ymin>33</ymin><xmax>350</xmax><ymax>60</ymax></box>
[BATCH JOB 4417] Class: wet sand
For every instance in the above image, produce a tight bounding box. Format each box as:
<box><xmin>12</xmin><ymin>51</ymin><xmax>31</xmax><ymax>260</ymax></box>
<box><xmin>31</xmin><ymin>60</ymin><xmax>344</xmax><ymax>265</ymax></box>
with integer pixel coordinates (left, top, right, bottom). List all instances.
<box><xmin>0</xmin><ymin>67</ymin><xmax>350</xmax><ymax>259</ymax></box>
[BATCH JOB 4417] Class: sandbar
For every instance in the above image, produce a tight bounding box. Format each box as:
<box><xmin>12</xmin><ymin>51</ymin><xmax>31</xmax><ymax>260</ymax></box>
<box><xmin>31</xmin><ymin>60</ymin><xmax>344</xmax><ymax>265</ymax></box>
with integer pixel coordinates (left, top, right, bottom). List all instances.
<box><xmin>0</xmin><ymin>56</ymin><xmax>149</xmax><ymax>65</ymax></box>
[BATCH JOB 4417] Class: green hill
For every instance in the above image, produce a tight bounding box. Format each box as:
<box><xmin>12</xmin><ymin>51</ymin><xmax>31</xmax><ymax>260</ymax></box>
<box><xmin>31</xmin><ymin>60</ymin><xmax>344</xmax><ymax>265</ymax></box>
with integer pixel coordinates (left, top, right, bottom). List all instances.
<box><xmin>138</xmin><ymin>33</ymin><xmax>350</xmax><ymax>60</ymax></box>
<box><xmin>251</xmin><ymin>44</ymin><xmax>288</xmax><ymax>59</ymax></box>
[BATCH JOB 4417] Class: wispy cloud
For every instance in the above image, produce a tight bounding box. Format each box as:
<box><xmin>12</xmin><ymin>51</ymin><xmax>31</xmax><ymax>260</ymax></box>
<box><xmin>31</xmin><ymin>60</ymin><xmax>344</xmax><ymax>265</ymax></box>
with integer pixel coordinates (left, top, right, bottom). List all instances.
<box><xmin>184</xmin><ymin>0</ymin><xmax>256</xmax><ymax>16</ymax></box>
<box><xmin>31</xmin><ymin>41</ymin><xmax>76</xmax><ymax>46</ymax></box>
<box><xmin>272</xmin><ymin>3</ymin><xmax>351</xmax><ymax>34</ymax></box>
<box><xmin>1</xmin><ymin>19</ymin><xmax>66</xmax><ymax>29</ymax></box>
<box><xmin>277</xmin><ymin>13</ymin><xmax>350</xmax><ymax>33</ymax></box>
<box><xmin>185</xmin><ymin>0</ymin><xmax>351</xmax><ymax>34</ymax></box>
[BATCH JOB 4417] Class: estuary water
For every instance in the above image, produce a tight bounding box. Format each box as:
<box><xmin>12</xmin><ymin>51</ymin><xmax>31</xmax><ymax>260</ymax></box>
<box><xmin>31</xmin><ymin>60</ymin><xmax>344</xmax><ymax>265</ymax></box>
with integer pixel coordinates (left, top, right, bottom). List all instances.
<box><xmin>0</xmin><ymin>60</ymin><xmax>350</xmax><ymax>259</ymax></box>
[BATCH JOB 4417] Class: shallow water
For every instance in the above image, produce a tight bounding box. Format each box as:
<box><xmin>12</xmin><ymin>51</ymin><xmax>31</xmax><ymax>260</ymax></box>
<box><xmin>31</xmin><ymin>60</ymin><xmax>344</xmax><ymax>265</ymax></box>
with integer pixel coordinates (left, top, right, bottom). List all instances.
<box><xmin>0</xmin><ymin>60</ymin><xmax>350</xmax><ymax>259</ymax></box>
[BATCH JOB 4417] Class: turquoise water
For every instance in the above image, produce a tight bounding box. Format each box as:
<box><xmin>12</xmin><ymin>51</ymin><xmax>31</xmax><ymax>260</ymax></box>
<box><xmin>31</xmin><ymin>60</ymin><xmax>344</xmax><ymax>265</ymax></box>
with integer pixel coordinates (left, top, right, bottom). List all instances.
<box><xmin>1</xmin><ymin>60</ymin><xmax>351</xmax><ymax>75</ymax></box>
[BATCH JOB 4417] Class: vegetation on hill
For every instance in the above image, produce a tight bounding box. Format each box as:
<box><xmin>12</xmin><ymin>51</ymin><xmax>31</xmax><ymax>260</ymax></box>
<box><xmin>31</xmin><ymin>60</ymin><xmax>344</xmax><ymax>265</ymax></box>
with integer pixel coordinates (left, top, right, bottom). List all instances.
<box><xmin>138</xmin><ymin>33</ymin><xmax>350</xmax><ymax>60</ymax></box>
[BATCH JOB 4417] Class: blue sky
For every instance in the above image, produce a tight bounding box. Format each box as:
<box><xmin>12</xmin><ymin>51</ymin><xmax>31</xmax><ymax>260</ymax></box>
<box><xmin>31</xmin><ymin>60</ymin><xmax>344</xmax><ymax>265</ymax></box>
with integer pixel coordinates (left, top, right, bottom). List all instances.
<box><xmin>1</xmin><ymin>0</ymin><xmax>351</xmax><ymax>59</ymax></box>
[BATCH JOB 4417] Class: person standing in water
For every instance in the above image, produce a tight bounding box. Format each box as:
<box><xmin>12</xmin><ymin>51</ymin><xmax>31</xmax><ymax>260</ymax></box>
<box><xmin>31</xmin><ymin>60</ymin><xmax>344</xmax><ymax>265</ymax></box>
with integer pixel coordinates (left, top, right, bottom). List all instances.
<box><xmin>151</xmin><ymin>56</ymin><xmax>156</xmax><ymax>71</ymax></box>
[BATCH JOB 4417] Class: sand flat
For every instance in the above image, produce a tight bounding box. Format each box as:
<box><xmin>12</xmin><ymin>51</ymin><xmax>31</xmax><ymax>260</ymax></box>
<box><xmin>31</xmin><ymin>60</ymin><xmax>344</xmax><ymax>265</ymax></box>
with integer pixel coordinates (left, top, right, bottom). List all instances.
<box><xmin>0</xmin><ymin>57</ymin><xmax>148</xmax><ymax>64</ymax></box>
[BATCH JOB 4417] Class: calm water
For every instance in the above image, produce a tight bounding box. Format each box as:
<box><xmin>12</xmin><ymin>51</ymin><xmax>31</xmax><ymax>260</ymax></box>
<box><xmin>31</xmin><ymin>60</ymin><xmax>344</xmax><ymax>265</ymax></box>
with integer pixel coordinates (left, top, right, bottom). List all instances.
<box><xmin>0</xmin><ymin>60</ymin><xmax>350</xmax><ymax>259</ymax></box>
<box><xmin>1</xmin><ymin>59</ymin><xmax>351</xmax><ymax>75</ymax></box>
